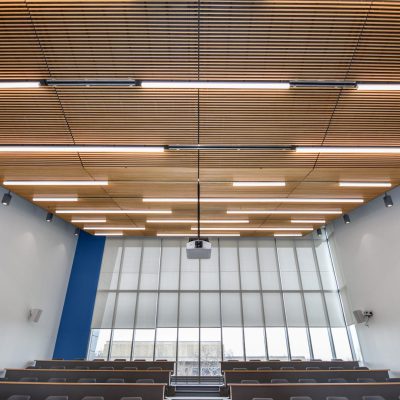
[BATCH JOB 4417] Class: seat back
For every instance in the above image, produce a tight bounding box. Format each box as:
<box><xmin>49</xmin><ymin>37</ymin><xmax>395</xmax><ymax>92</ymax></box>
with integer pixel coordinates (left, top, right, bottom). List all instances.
<box><xmin>48</xmin><ymin>378</ymin><xmax>67</xmax><ymax>383</ymax></box>
<box><xmin>241</xmin><ymin>380</ymin><xmax>259</xmax><ymax>384</ymax></box>
<box><xmin>7</xmin><ymin>396</ymin><xmax>31</xmax><ymax>400</ymax></box>
<box><xmin>298</xmin><ymin>379</ymin><xmax>317</xmax><ymax>383</ymax></box>
<box><xmin>328</xmin><ymin>378</ymin><xmax>347</xmax><ymax>383</ymax></box>
<box><xmin>19</xmin><ymin>378</ymin><xmax>38</xmax><ymax>382</ymax></box>
<box><xmin>271</xmin><ymin>379</ymin><xmax>289</xmax><ymax>383</ymax></box>
<box><xmin>106</xmin><ymin>378</ymin><xmax>125</xmax><ymax>383</ymax></box>
<box><xmin>136</xmin><ymin>379</ymin><xmax>155</xmax><ymax>384</ymax></box>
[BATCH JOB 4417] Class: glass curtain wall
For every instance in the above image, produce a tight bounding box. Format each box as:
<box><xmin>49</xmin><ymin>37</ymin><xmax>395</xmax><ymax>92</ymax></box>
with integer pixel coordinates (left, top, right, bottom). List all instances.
<box><xmin>88</xmin><ymin>237</ymin><xmax>354</xmax><ymax>376</ymax></box>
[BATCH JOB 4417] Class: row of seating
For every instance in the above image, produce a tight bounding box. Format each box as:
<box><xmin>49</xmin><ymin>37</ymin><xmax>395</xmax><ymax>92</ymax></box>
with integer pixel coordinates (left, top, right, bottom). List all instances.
<box><xmin>234</xmin><ymin>367</ymin><xmax>369</xmax><ymax>371</ymax></box>
<box><xmin>17</xmin><ymin>378</ymin><xmax>155</xmax><ymax>384</ymax></box>
<box><xmin>8</xmin><ymin>397</ymin><xmax>140</xmax><ymax>400</ymax></box>
<box><xmin>241</xmin><ymin>378</ymin><xmax>379</xmax><ymax>383</ymax></box>
<box><xmin>251</xmin><ymin>397</ymin><xmax>395</xmax><ymax>400</ymax></box>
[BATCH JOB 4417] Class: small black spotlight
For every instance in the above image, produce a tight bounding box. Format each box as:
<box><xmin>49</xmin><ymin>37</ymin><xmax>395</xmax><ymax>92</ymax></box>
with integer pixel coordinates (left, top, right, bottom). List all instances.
<box><xmin>383</xmin><ymin>193</ymin><xmax>393</xmax><ymax>208</ymax></box>
<box><xmin>46</xmin><ymin>212</ymin><xmax>54</xmax><ymax>222</ymax></box>
<box><xmin>343</xmin><ymin>214</ymin><xmax>351</xmax><ymax>224</ymax></box>
<box><xmin>74</xmin><ymin>227</ymin><xmax>80</xmax><ymax>236</ymax></box>
<box><xmin>1</xmin><ymin>191</ymin><xmax>12</xmax><ymax>206</ymax></box>
<box><xmin>316</xmin><ymin>228</ymin><xmax>322</xmax><ymax>237</ymax></box>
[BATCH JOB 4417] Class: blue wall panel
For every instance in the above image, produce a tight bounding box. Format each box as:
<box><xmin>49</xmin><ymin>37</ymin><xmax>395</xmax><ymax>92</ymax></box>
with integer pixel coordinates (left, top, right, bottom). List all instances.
<box><xmin>53</xmin><ymin>231</ymin><xmax>105</xmax><ymax>359</ymax></box>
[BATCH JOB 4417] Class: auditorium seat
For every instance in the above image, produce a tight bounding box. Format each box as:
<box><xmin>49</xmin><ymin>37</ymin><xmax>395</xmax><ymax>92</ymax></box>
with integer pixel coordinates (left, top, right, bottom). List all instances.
<box><xmin>7</xmin><ymin>396</ymin><xmax>31</xmax><ymax>400</ymax></box>
<box><xmin>123</xmin><ymin>367</ymin><xmax>138</xmax><ymax>370</ymax></box>
<box><xmin>45</xmin><ymin>396</ymin><xmax>68</xmax><ymax>400</ymax></box>
<box><xmin>74</xmin><ymin>366</ymin><xmax>89</xmax><ymax>370</ymax></box>
<box><xmin>329</xmin><ymin>367</ymin><xmax>344</xmax><ymax>370</ymax></box>
<box><xmin>48</xmin><ymin>378</ymin><xmax>67</xmax><ymax>382</ymax></box>
<box><xmin>136</xmin><ymin>379</ymin><xmax>155</xmax><ymax>383</ymax></box>
<box><xmin>51</xmin><ymin>366</ymin><xmax>66</xmax><ymax>370</ymax></box>
<box><xmin>99</xmin><ymin>367</ymin><xmax>114</xmax><ymax>370</ymax></box>
<box><xmin>328</xmin><ymin>378</ymin><xmax>347</xmax><ymax>383</ymax></box>
<box><xmin>306</xmin><ymin>367</ymin><xmax>320</xmax><ymax>370</ymax></box>
<box><xmin>361</xmin><ymin>397</ymin><xmax>386</xmax><ymax>400</ymax></box>
<box><xmin>326</xmin><ymin>397</ymin><xmax>349</xmax><ymax>400</ymax></box>
<box><xmin>354</xmin><ymin>367</ymin><xmax>369</xmax><ymax>370</ymax></box>
<box><xmin>106</xmin><ymin>378</ymin><xmax>125</xmax><ymax>383</ymax></box>
<box><xmin>357</xmin><ymin>378</ymin><xmax>376</xmax><ymax>383</ymax></box>
<box><xmin>78</xmin><ymin>378</ymin><xmax>96</xmax><ymax>383</ymax></box>
<box><xmin>233</xmin><ymin>368</ymin><xmax>248</xmax><ymax>370</ymax></box>
<box><xmin>241</xmin><ymin>380</ymin><xmax>260</xmax><ymax>384</ymax></box>
<box><xmin>147</xmin><ymin>367</ymin><xmax>162</xmax><ymax>370</ymax></box>
<box><xmin>290</xmin><ymin>397</ymin><xmax>312</xmax><ymax>400</ymax></box>
<box><xmin>81</xmin><ymin>397</ymin><xmax>104</xmax><ymax>400</ymax></box>
<box><xmin>134</xmin><ymin>359</ymin><xmax>146</xmax><ymax>361</ymax></box>
<box><xmin>252</xmin><ymin>398</ymin><xmax>274</xmax><ymax>400</ymax></box>
<box><xmin>93</xmin><ymin>359</ymin><xmax>104</xmax><ymax>362</ymax></box>
<box><xmin>120</xmin><ymin>398</ymin><xmax>142</xmax><ymax>400</ymax></box>
<box><xmin>114</xmin><ymin>359</ymin><xmax>126</xmax><ymax>361</ymax></box>
<box><xmin>257</xmin><ymin>367</ymin><xmax>272</xmax><ymax>371</ymax></box>
<box><xmin>281</xmin><ymin>367</ymin><xmax>295</xmax><ymax>370</ymax></box>
<box><xmin>271</xmin><ymin>379</ymin><xmax>289</xmax><ymax>383</ymax></box>
<box><xmin>387</xmin><ymin>378</ymin><xmax>400</xmax><ymax>382</ymax></box>
<box><xmin>331</xmin><ymin>359</ymin><xmax>343</xmax><ymax>362</ymax></box>
<box><xmin>19</xmin><ymin>377</ymin><xmax>38</xmax><ymax>382</ymax></box>
<box><xmin>291</xmin><ymin>359</ymin><xmax>303</xmax><ymax>361</ymax></box>
<box><xmin>249</xmin><ymin>359</ymin><xmax>261</xmax><ymax>361</ymax></box>
<box><xmin>298</xmin><ymin>379</ymin><xmax>317</xmax><ymax>383</ymax></box>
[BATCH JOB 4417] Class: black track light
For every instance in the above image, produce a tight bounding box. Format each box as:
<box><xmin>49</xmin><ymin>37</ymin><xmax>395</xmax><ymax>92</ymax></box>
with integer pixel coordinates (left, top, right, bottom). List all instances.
<box><xmin>316</xmin><ymin>228</ymin><xmax>322</xmax><ymax>237</ymax></box>
<box><xmin>383</xmin><ymin>193</ymin><xmax>393</xmax><ymax>208</ymax></box>
<box><xmin>74</xmin><ymin>227</ymin><xmax>80</xmax><ymax>236</ymax></box>
<box><xmin>2</xmin><ymin>191</ymin><xmax>12</xmax><ymax>206</ymax></box>
<box><xmin>343</xmin><ymin>214</ymin><xmax>351</xmax><ymax>224</ymax></box>
<box><xmin>46</xmin><ymin>212</ymin><xmax>54</xmax><ymax>222</ymax></box>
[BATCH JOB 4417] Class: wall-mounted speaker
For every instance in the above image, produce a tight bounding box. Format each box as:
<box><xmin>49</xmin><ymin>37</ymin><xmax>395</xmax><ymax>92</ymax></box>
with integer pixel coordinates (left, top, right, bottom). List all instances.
<box><xmin>353</xmin><ymin>309</ymin><xmax>365</xmax><ymax>324</ymax></box>
<box><xmin>28</xmin><ymin>308</ymin><xmax>43</xmax><ymax>323</ymax></box>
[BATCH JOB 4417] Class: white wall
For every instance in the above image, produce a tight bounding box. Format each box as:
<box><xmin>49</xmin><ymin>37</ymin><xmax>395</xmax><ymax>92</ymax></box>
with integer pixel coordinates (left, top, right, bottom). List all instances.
<box><xmin>0</xmin><ymin>187</ymin><xmax>77</xmax><ymax>369</ymax></box>
<box><xmin>329</xmin><ymin>185</ymin><xmax>400</xmax><ymax>376</ymax></box>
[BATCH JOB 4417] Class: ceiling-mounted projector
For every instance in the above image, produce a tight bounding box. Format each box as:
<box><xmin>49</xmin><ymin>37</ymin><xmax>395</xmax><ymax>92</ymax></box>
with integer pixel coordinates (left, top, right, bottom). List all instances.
<box><xmin>186</xmin><ymin>237</ymin><xmax>212</xmax><ymax>259</ymax></box>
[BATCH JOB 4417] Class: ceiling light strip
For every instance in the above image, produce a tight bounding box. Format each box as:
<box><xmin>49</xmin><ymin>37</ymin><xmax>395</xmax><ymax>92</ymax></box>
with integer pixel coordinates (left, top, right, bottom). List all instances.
<box><xmin>71</xmin><ymin>219</ymin><xmax>107</xmax><ymax>223</ymax></box>
<box><xmin>56</xmin><ymin>209</ymin><xmax>171</xmax><ymax>214</ymax></box>
<box><xmin>85</xmin><ymin>226</ymin><xmax>145</xmax><ymax>230</ymax></box>
<box><xmin>157</xmin><ymin>233</ymin><xmax>240</xmax><ymax>237</ymax></box>
<box><xmin>0</xmin><ymin>145</ymin><xmax>164</xmax><ymax>153</ymax></box>
<box><xmin>4</xmin><ymin>180</ymin><xmax>108</xmax><ymax>186</ymax></box>
<box><xmin>339</xmin><ymin>182</ymin><xmax>392</xmax><ymax>188</ymax></box>
<box><xmin>291</xmin><ymin>219</ymin><xmax>326</xmax><ymax>224</ymax></box>
<box><xmin>227</xmin><ymin>210</ymin><xmax>342</xmax><ymax>215</ymax></box>
<box><xmin>233</xmin><ymin>181</ymin><xmax>286</xmax><ymax>187</ymax></box>
<box><xmin>33</xmin><ymin>197</ymin><xmax>78</xmax><ymax>202</ymax></box>
<box><xmin>190</xmin><ymin>227</ymin><xmax>313</xmax><ymax>231</ymax></box>
<box><xmin>141</xmin><ymin>81</ymin><xmax>290</xmax><ymax>89</ymax></box>
<box><xmin>143</xmin><ymin>198</ymin><xmax>363</xmax><ymax>204</ymax></box>
<box><xmin>94</xmin><ymin>232</ymin><xmax>124</xmax><ymax>236</ymax></box>
<box><xmin>146</xmin><ymin>219</ymin><xmax>249</xmax><ymax>223</ymax></box>
<box><xmin>296</xmin><ymin>146</ymin><xmax>400</xmax><ymax>154</ymax></box>
<box><xmin>274</xmin><ymin>233</ymin><xmax>303</xmax><ymax>237</ymax></box>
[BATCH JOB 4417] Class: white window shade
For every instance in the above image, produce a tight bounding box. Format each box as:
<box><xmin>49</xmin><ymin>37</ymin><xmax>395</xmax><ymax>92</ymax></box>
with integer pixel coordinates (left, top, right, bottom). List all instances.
<box><xmin>283</xmin><ymin>292</ymin><xmax>306</xmax><ymax>327</ymax></box>
<box><xmin>263</xmin><ymin>293</ymin><xmax>285</xmax><ymax>327</ymax></box>
<box><xmin>98</xmin><ymin>240</ymin><xmax>123</xmax><ymax>290</ymax></box>
<box><xmin>201</xmin><ymin>292</ymin><xmax>220</xmax><ymax>327</ymax></box>
<box><xmin>160</xmin><ymin>239</ymin><xmax>181</xmax><ymax>290</ymax></box>
<box><xmin>179</xmin><ymin>292</ymin><xmax>199</xmax><ymax>327</ymax></box>
<box><xmin>140</xmin><ymin>239</ymin><xmax>161</xmax><ymax>290</ymax></box>
<box><xmin>296</xmin><ymin>241</ymin><xmax>320</xmax><ymax>290</ymax></box>
<box><xmin>304</xmin><ymin>292</ymin><xmax>327</xmax><ymax>327</ymax></box>
<box><xmin>119</xmin><ymin>240</ymin><xmax>142</xmax><ymax>290</ymax></box>
<box><xmin>242</xmin><ymin>293</ymin><xmax>263</xmax><ymax>326</ymax></box>
<box><xmin>157</xmin><ymin>293</ymin><xmax>178</xmax><ymax>327</ymax></box>
<box><xmin>259</xmin><ymin>239</ymin><xmax>280</xmax><ymax>290</ymax></box>
<box><xmin>325</xmin><ymin>292</ymin><xmax>346</xmax><ymax>327</ymax></box>
<box><xmin>180</xmin><ymin>247</ymin><xmax>200</xmax><ymax>290</ymax></box>
<box><xmin>221</xmin><ymin>292</ymin><xmax>242</xmax><ymax>326</ymax></box>
<box><xmin>277</xmin><ymin>241</ymin><xmax>300</xmax><ymax>290</ymax></box>
<box><xmin>92</xmin><ymin>292</ymin><xmax>116</xmax><ymax>328</ymax></box>
<box><xmin>135</xmin><ymin>292</ymin><xmax>157</xmax><ymax>328</ymax></box>
<box><xmin>220</xmin><ymin>239</ymin><xmax>240</xmax><ymax>290</ymax></box>
<box><xmin>200</xmin><ymin>239</ymin><xmax>219</xmax><ymax>290</ymax></box>
<box><xmin>239</xmin><ymin>240</ymin><xmax>260</xmax><ymax>290</ymax></box>
<box><xmin>114</xmin><ymin>292</ymin><xmax>136</xmax><ymax>328</ymax></box>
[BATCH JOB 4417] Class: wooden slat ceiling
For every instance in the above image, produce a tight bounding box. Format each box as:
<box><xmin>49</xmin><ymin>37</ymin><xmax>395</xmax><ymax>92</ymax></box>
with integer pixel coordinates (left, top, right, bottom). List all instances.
<box><xmin>1</xmin><ymin>0</ymin><xmax>400</xmax><ymax>236</ymax></box>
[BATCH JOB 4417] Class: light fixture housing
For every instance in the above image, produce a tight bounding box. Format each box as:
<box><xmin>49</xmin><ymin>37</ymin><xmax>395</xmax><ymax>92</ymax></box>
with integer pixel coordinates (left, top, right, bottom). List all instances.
<box><xmin>339</xmin><ymin>182</ymin><xmax>392</xmax><ymax>188</ymax></box>
<box><xmin>0</xmin><ymin>81</ymin><xmax>41</xmax><ymax>89</ymax></box>
<box><xmin>383</xmin><ymin>193</ymin><xmax>393</xmax><ymax>208</ymax></box>
<box><xmin>4</xmin><ymin>180</ymin><xmax>108</xmax><ymax>186</ymax></box>
<box><xmin>343</xmin><ymin>214</ymin><xmax>351</xmax><ymax>224</ymax></box>
<box><xmin>74</xmin><ymin>228</ymin><xmax>80</xmax><ymax>236</ymax></box>
<box><xmin>141</xmin><ymin>80</ymin><xmax>290</xmax><ymax>89</ymax></box>
<box><xmin>46</xmin><ymin>212</ymin><xmax>54</xmax><ymax>222</ymax></box>
<box><xmin>2</xmin><ymin>191</ymin><xmax>12</xmax><ymax>206</ymax></box>
<box><xmin>316</xmin><ymin>228</ymin><xmax>322</xmax><ymax>237</ymax></box>
<box><xmin>233</xmin><ymin>181</ymin><xmax>286</xmax><ymax>187</ymax></box>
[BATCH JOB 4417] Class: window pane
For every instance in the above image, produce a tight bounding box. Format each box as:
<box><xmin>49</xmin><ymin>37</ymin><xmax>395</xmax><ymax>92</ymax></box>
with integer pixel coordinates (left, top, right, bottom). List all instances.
<box><xmin>315</xmin><ymin>240</ymin><xmax>337</xmax><ymax>290</ymax></box>
<box><xmin>157</xmin><ymin>292</ymin><xmax>178</xmax><ymax>328</ymax></box>
<box><xmin>200</xmin><ymin>328</ymin><xmax>221</xmax><ymax>376</ymax></box>
<box><xmin>119</xmin><ymin>239</ymin><xmax>141</xmax><ymax>290</ymax></box>
<box><xmin>140</xmin><ymin>240</ymin><xmax>161</xmax><ymax>290</ymax></box>
<box><xmin>87</xmin><ymin>329</ymin><xmax>112</xmax><ymax>360</ymax></box>
<box><xmin>263</xmin><ymin>293</ymin><xmax>285</xmax><ymax>327</ymax></box>
<box><xmin>98</xmin><ymin>240</ymin><xmax>123</xmax><ymax>290</ymax></box>
<box><xmin>242</xmin><ymin>293</ymin><xmax>263</xmax><ymax>326</ymax></box>
<box><xmin>288</xmin><ymin>327</ymin><xmax>310</xmax><ymax>360</ymax></box>
<box><xmin>332</xmin><ymin>327</ymin><xmax>353</xmax><ymax>361</ymax></box>
<box><xmin>92</xmin><ymin>292</ymin><xmax>116</xmax><ymax>328</ymax></box>
<box><xmin>110</xmin><ymin>329</ymin><xmax>133</xmax><ymax>360</ymax></box>
<box><xmin>160</xmin><ymin>239</ymin><xmax>180</xmax><ymax>290</ymax></box>
<box><xmin>132</xmin><ymin>329</ymin><xmax>155</xmax><ymax>360</ymax></box>
<box><xmin>200</xmin><ymin>239</ymin><xmax>219</xmax><ymax>290</ymax></box>
<box><xmin>135</xmin><ymin>292</ymin><xmax>157</xmax><ymax>329</ymax></box>
<box><xmin>239</xmin><ymin>240</ymin><xmax>260</xmax><ymax>290</ymax></box>
<box><xmin>266</xmin><ymin>327</ymin><xmax>288</xmax><ymax>360</ymax></box>
<box><xmin>304</xmin><ymin>292</ymin><xmax>327</xmax><ymax>327</ymax></box>
<box><xmin>284</xmin><ymin>293</ymin><xmax>306</xmax><ymax>327</ymax></box>
<box><xmin>244</xmin><ymin>327</ymin><xmax>266</xmax><ymax>360</ymax></box>
<box><xmin>220</xmin><ymin>239</ymin><xmax>240</xmax><ymax>290</ymax></box>
<box><xmin>155</xmin><ymin>328</ymin><xmax>177</xmax><ymax>361</ymax></box>
<box><xmin>180</xmin><ymin>292</ymin><xmax>199</xmax><ymax>327</ymax></box>
<box><xmin>201</xmin><ymin>292</ymin><xmax>220</xmax><ymax>327</ymax></box>
<box><xmin>181</xmin><ymin>248</ymin><xmax>199</xmax><ymax>290</ymax></box>
<box><xmin>310</xmin><ymin>327</ymin><xmax>332</xmax><ymax>360</ymax></box>
<box><xmin>221</xmin><ymin>292</ymin><xmax>242</xmax><ymax>327</ymax></box>
<box><xmin>222</xmin><ymin>327</ymin><xmax>244</xmax><ymax>360</ymax></box>
<box><xmin>277</xmin><ymin>240</ymin><xmax>300</xmax><ymax>290</ymax></box>
<box><xmin>178</xmin><ymin>328</ymin><xmax>199</xmax><ymax>376</ymax></box>
<box><xmin>296</xmin><ymin>241</ymin><xmax>320</xmax><ymax>290</ymax></box>
<box><xmin>325</xmin><ymin>292</ymin><xmax>346</xmax><ymax>327</ymax></box>
<box><xmin>259</xmin><ymin>239</ymin><xmax>280</xmax><ymax>290</ymax></box>
<box><xmin>114</xmin><ymin>292</ymin><xmax>136</xmax><ymax>328</ymax></box>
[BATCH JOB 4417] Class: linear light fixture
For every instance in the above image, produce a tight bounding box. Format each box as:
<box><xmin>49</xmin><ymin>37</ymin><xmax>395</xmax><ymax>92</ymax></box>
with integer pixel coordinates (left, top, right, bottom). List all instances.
<box><xmin>0</xmin><ymin>145</ymin><xmax>164</xmax><ymax>153</ymax></box>
<box><xmin>233</xmin><ymin>181</ymin><xmax>286</xmax><ymax>187</ymax></box>
<box><xmin>33</xmin><ymin>197</ymin><xmax>78</xmax><ymax>202</ymax></box>
<box><xmin>274</xmin><ymin>233</ymin><xmax>303</xmax><ymax>237</ymax></box>
<box><xmin>141</xmin><ymin>81</ymin><xmax>290</xmax><ymax>89</ymax></box>
<box><xmin>0</xmin><ymin>81</ymin><xmax>41</xmax><ymax>89</ymax></box>
<box><xmin>291</xmin><ymin>219</ymin><xmax>326</xmax><ymax>224</ymax></box>
<box><xmin>157</xmin><ymin>233</ymin><xmax>241</xmax><ymax>237</ymax></box>
<box><xmin>190</xmin><ymin>227</ymin><xmax>313</xmax><ymax>231</ymax></box>
<box><xmin>85</xmin><ymin>226</ymin><xmax>145</xmax><ymax>230</ymax></box>
<box><xmin>71</xmin><ymin>219</ymin><xmax>107</xmax><ymax>223</ymax></box>
<box><xmin>4</xmin><ymin>180</ymin><xmax>108</xmax><ymax>186</ymax></box>
<box><xmin>56</xmin><ymin>209</ymin><xmax>172</xmax><ymax>214</ymax></box>
<box><xmin>339</xmin><ymin>182</ymin><xmax>392</xmax><ymax>188</ymax></box>
<box><xmin>357</xmin><ymin>83</ymin><xmax>400</xmax><ymax>91</ymax></box>
<box><xmin>94</xmin><ymin>232</ymin><xmax>124</xmax><ymax>236</ymax></box>
<box><xmin>143</xmin><ymin>198</ymin><xmax>363</xmax><ymax>204</ymax></box>
<box><xmin>296</xmin><ymin>146</ymin><xmax>400</xmax><ymax>154</ymax></box>
<box><xmin>146</xmin><ymin>219</ymin><xmax>249</xmax><ymax>223</ymax></box>
<box><xmin>227</xmin><ymin>210</ymin><xmax>342</xmax><ymax>215</ymax></box>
